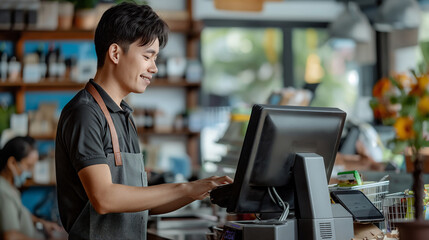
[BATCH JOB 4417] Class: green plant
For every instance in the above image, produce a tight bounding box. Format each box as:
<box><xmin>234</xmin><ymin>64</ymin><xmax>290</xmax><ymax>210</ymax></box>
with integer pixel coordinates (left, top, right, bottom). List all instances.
<box><xmin>70</xmin><ymin>0</ymin><xmax>98</xmax><ymax>9</ymax></box>
<box><xmin>115</xmin><ymin>0</ymin><xmax>148</xmax><ymax>5</ymax></box>
<box><xmin>371</xmin><ymin>71</ymin><xmax>429</xmax><ymax>221</ymax></box>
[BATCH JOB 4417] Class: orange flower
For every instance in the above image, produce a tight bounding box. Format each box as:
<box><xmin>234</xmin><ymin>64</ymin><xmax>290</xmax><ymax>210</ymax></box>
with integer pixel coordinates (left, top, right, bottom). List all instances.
<box><xmin>394</xmin><ymin>117</ymin><xmax>415</xmax><ymax>140</ymax></box>
<box><xmin>373</xmin><ymin>102</ymin><xmax>398</xmax><ymax>120</ymax></box>
<box><xmin>372</xmin><ymin>77</ymin><xmax>391</xmax><ymax>98</ymax></box>
<box><xmin>418</xmin><ymin>75</ymin><xmax>429</xmax><ymax>92</ymax></box>
<box><xmin>395</xmin><ymin>73</ymin><xmax>413</xmax><ymax>90</ymax></box>
<box><xmin>418</xmin><ymin>95</ymin><xmax>429</xmax><ymax>115</ymax></box>
<box><xmin>411</xmin><ymin>75</ymin><xmax>429</xmax><ymax>96</ymax></box>
<box><xmin>373</xmin><ymin>104</ymin><xmax>387</xmax><ymax>119</ymax></box>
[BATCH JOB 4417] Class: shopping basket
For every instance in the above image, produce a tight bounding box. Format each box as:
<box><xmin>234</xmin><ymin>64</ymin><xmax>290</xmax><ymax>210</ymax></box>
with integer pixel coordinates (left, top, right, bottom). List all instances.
<box><xmin>329</xmin><ymin>180</ymin><xmax>390</xmax><ymax>213</ymax></box>
<box><xmin>382</xmin><ymin>193</ymin><xmax>415</xmax><ymax>233</ymax></box>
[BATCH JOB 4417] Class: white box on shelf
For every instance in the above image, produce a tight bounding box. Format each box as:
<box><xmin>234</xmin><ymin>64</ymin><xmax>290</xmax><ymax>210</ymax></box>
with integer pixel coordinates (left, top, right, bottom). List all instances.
<box><xmin>10</xmin><ymin>113</ymin><xmax>28</xmax><ymax>136</ymax></box>
<box><xmin>23</xmin><ymin>64</ymin><xmax>42</xmax><ymax>83</ymax></box>
<box><xmin>74</xmin><ymin>59</ymin><xmax>97</xmax><ymax>83</ymax></box>
<box><xmin>33</xmin><ymin>159</ymin><xmax>51</xmax><ymax>184</ymax></box>
<box><xmin>36</xmin><ymin>1</ymin><xmax>58</xmax><ymax>30</ymax></box>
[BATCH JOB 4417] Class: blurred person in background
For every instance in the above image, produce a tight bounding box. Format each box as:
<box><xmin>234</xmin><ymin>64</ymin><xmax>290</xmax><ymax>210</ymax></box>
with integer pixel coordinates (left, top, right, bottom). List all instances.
<box><xmin>0</xmin><ymin>136</ymin><xmax>65</xmax><ymax>240</ymax></box>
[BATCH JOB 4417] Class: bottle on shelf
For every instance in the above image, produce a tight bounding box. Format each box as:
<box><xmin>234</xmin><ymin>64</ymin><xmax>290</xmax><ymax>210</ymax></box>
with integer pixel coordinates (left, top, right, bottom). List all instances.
<box><xmin>36</xmin><ymin>43</ymin><xmax>47</xmax><ymax>79</ymax></box>
<box><xmin>155</xmin><ymin>55</ymin><xmax>167</xmax><ymax>79</ymax></box>
<box><xmin>45</xmin><ymin>43</ymin><xmax>57</xmax><ymax>81</ymax></box>
<box><xmin>185</xmin><ymin>59</ymin><xmax>203</xmax><ymax>83</ymax></box>
<box><xmin>57</xmin><ymin>54</ymin><xmax>66</xmax><ymax>80</ymax></box>
<box><xmin>66</xmin><ymin>56</ymin><xmax>78</xmax><ymax>82</ymax></box>
<box><xmin>0</xmin><ymin>51</ymin><xmax>7</xmax><ymax>82</ymax></box>
<box><xmin>167</xmin><ymin>56</ymin><xmax>187</xmax><ymax>82</ymax></box>
<box><xmin>144</xmin><ymin>108</ymin><xmax>155</xmax><ymax>129</ymax></box>
<box><xmin>7</xmin><ymin>57</ymin><xmax>21</xmax><ymax>82</ymax></box>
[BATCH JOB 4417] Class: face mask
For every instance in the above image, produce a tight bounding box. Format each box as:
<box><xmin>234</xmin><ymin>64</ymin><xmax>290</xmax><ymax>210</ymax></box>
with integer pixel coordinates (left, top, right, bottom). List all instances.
<box><xmin>12</xmin><ymin>164</ymin><xmax>32</xmax><ymax>188</ymax></box>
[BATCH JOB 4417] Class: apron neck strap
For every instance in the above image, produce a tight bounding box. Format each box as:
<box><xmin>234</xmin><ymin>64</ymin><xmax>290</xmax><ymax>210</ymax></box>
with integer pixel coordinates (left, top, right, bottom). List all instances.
<box><xmin>85</xmin><ymin>83</ymin><xmax>123</xmax><ymax>166</ymax></box>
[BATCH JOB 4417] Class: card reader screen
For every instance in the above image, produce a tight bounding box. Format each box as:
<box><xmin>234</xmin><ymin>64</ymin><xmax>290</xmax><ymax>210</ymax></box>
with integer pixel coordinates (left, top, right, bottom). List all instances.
<box><xmin>221</xmin><ymin>226</ymin><xmax>242</xmax><ymax>240</ymax></box>
<box><xmin>331</xmin><ymin>190</ymin><xmax>384</xmax><ymax>222</ymax></box>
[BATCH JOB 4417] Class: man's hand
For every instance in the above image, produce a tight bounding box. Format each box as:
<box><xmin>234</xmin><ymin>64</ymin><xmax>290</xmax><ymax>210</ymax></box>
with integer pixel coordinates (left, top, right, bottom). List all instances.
<box><xmin>187</xmin><ymin>176</ymin><xmax>233</xmax><ymax>200</ymax></box>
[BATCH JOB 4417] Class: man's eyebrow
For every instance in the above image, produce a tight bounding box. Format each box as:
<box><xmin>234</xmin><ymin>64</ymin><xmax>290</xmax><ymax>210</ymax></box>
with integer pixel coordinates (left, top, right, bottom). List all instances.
<box><xmin>145</xmin><ymin>49</ymin><xmax>158</xmax><ymax>55</ymax></box>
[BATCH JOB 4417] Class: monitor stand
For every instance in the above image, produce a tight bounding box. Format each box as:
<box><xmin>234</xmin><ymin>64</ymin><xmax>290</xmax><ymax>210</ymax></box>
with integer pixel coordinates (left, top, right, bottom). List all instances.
<box><xmin>294</xmin><ymin>153</ymin><xmax>353</xmax><ymax>240</ymax></box>
<box><xmin>224</xmin><ymin>153</ymin><xmax>353</xmax><ymax>240</ymax></box>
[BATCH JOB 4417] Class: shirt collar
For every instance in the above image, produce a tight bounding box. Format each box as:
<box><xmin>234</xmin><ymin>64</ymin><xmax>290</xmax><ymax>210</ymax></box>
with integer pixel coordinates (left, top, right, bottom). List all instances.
<box><xmin>89</xmin><ymin>79</ymin><xmax>133</xmax><ymax>114</ymax></box>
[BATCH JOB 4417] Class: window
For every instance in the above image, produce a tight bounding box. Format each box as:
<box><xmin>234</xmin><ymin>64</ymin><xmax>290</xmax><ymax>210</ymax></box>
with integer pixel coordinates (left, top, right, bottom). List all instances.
<box><xmin>201</xmin><ymin>27</ymin><xmax>283</xmax><ymax>107</ymax></box>
<box><xmin>199</xmin><ymin>21</ymin><xmax>376</xmax><ymax>175</ymax></box>
<box><xmin>292</xmin><ymin>28</ymin><xmax>362</xmax><ymax>117</ymax></box>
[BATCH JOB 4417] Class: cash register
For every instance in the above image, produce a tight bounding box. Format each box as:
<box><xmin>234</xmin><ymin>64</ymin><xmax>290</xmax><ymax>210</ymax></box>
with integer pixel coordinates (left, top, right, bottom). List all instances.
<box><xmin>210</xmin><ymin>104</ymin><xmax>354</xmax><ymax>240</ymax></box>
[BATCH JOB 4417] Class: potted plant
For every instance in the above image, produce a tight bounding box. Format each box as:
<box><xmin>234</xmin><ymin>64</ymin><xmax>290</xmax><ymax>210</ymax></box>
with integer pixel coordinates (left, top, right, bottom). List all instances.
<box><xmin>72</xmin><ymin>0</ymin><xmax>98</xmax><ymax>30</ymax></box>
<box><xmin>58</xmin><ymin>0</ymin><xmax>74</xmax><ymax>30</ymax></box>
<box><xmin>371</xmin><ymin>70</ymin><xmax>429</xmax><ymax>238</ymax></box>
<box><xmin>115</xmin><ymin>0</ymin><xmax>147</xmax><ymax>4</ymax></box>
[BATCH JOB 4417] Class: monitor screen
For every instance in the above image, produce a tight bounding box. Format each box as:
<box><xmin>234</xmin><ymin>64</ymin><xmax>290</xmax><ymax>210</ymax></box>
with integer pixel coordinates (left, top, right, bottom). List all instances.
<box><xmin>226</xmin><ymin>104</ymin><xmax>346</xmax><ymax>213</ymax></box>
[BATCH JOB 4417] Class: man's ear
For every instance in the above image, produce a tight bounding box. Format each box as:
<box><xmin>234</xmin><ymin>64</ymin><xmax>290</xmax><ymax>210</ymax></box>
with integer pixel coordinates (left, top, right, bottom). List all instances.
<box><xmin>108</xmin><ymin>43</ymin><xmax>121</xmax><ymax>65</ymax></box>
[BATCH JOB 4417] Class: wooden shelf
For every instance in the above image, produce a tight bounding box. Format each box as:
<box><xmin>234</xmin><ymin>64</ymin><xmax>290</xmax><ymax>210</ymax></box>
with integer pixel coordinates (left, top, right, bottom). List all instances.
<box><xmin>29</xmin><ymin>129</ymin><xmax>199</xmax><ymax>141</ymax></box>
<box><xmin>0</xmin><ymin>78</ymin><xmax>200</xmax><ymax>114</ymax></box>
<box><xmin>0</xmin><ymin>81</ymin><xmax>85</xmax><ymax>91</ymax></box>
<box><xmin>0</xmin><ymin>16</ymin><xmax>196</xmax><ymax>42</ymax></box>
<box><xmin>137</xmin><ymin>128</ymin><xmax>199</xmax><ymax>136</ymax></box>
<box><xmin>0</xmin><ymin>83</ymin><xmax>83</xmax><ymax>92</ymax></box>
<box><xmin>31</xmin><ymin>134</ymin><xmax>57</xmax><ymax>140</ymax></box>
<box><xmin>151</xmin><ymin>78</ymin><xmax>201</xmax><ymax>88</ymax></box>
<box><xmin>1</xmin><ymin>3</ymin><xmax>203</xmax><ymax>169</ymax></box>
<box><xmin>24</xmin><ymin>29</ymin><xmax>95</xmax><ymax>40</ymax></box>
<box><xmin>0</xmin><ymin>79</ymin><xmax>200</xmax><ymax>90</ymax></box>
<box><xmin>23</xmin><ymin>179</ymin><xmax>56</xmax><ymax>188</ymax></box>
<box><xmin>156</xmin><ymin>10</ymin><xmax>191</xmax><ymax>33</ymax></box>
<box><xmin>0</xmin><ymin>29</ymin><xmax>94</xmax><ymax>41</ymax></box>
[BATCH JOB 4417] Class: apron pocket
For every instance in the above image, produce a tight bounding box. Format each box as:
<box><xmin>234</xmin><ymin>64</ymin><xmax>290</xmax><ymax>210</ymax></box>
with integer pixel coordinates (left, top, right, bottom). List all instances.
<box><xmin>89</xmin><ymin>206</ymin><xmax>144</xmax><ymax>240</ymax></box>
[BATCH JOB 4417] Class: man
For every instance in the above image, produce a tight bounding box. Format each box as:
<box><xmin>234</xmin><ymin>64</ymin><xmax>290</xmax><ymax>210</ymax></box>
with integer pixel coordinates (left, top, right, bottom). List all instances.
<box><xmin>55</xmin><ymin>3</ymin><xmax>232</xmax><ymax>240</ymax></box>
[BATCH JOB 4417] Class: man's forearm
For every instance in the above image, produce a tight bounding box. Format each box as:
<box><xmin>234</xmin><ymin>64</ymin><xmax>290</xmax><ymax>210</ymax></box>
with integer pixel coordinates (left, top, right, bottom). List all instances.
<box><xmin>93</xmin><ymin>182</ymin><xmax>193</xmax><ymax>214</ymax></box>
<box><xmin>79</xmin><ymin>165</ymin><xmax>231</xmax><ymax>215</ymax></box>
<box><xmin>149</xmin><ymin>196</ymin><xmax>195</xmax><ymax>215</ymax></box>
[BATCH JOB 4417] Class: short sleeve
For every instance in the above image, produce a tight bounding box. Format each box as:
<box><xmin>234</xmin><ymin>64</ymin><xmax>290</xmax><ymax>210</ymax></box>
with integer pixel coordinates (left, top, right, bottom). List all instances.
<box><xmin>58</xmin><ymin>104</ymin><xmax>108</xmax><ymax>172</ymax></box>
<box><xmin>0</xmin><ymin>195</ymin><xmax>20</xmax><ymax>232</ymax></box>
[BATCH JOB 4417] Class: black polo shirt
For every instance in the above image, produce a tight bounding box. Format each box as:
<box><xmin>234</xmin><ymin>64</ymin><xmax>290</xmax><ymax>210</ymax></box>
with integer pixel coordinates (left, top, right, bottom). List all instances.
<box><xmin>55</xmin><ymin>79</ymin><xmax>140</xmax><ymax>232</ymax></box>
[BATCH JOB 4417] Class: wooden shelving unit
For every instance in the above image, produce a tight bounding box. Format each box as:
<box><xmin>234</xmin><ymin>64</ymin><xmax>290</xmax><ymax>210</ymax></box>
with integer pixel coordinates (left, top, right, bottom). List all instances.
<box><xmin>30</xmin><ymin>127</ymin><xmax>201</xmax><ymax>141</ymax></box>
<box><xmin>0</xmin><ymin>78</ymin><xmax>200</xmax><ymax>89</ymax></box>
<box><xmin>0</xmin><ymin>81</ymin><xmax>85</xmax><ymax>90</ymax></box>
<box><xmin>0</xmin><ymin>3</ymin><xmax>203</xmax><ymax>169</ymax></box>
<box><xmin>0</xmin><ymin>78</ymin><xmax>200</xmax><ymax>113</ymax></box>
<box><xmin>23</xmin><ymin>179</ymin><xmax>56</xmax><ymax>188</ymax></box>
<box><xmin>138</xmin><ymin>127</ymin><xmax>200</xmax><ymax>136</ymax></box>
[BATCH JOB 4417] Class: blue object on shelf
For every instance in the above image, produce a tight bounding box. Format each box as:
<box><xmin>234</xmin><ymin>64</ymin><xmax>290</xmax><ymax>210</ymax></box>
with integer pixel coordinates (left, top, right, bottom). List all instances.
<box><xmin>25</xmin><ymin>91</ymin><xmax>76</xmax><ymax>112</ymax></box>
<box><xmin>170</xmin><ymin>155</ymin><xmax>191</xmax><ymax>180</ymax></box>
<box><xmin>24</xmin><ymin>41</ymin><xmax>96</xmax><ymax>61</ymax></box>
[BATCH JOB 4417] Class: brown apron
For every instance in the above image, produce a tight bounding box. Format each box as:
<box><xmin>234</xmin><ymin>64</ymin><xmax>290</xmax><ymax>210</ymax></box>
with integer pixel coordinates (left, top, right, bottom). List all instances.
<box><xmin>67</xmin><ymin>83</ymin><xmax>148</xmax><ymax>240</ymax></box>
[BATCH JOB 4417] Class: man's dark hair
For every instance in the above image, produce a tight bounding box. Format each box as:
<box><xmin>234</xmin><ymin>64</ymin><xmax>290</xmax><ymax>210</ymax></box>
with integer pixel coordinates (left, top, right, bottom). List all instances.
<box><xmin>0</xmin><ymin>136</ymin><xmax>36</xmax><ymax>172</ymax></box>
<box><xmin>94</xmin><ymin>2</ymin><xmax>169</xmax><ymax>68</ymax></box>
